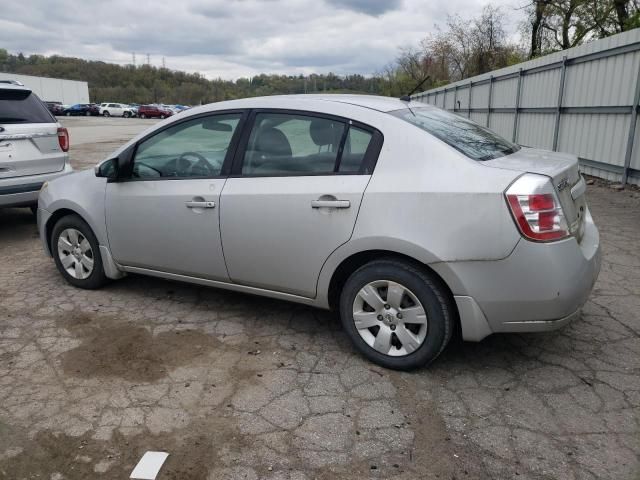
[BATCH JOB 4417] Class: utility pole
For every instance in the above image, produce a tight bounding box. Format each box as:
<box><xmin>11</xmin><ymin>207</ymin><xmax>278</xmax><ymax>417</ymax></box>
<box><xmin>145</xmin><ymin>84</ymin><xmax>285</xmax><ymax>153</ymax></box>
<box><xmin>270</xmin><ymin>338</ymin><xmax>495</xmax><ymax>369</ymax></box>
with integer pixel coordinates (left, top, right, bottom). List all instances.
<box><xmin>132</xmin><ymin>52</ymin><xmax>136</xmax><ymax>67</ymax></box>
<box><xmin>162</xmin><ymin>57</ymin><xmax>166</xmax><ymax>69</ymax></box>
<box><xmin>146</xmin><ymin>53</ymin><xmax>150</xmax><ymax>66</ymax></box>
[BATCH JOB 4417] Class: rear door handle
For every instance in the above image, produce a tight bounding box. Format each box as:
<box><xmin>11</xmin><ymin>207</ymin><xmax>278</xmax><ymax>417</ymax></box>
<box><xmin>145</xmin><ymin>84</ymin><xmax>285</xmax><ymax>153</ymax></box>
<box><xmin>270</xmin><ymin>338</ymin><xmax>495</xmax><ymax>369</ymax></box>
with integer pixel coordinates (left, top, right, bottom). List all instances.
<box><xmin>311</xmin><ymin>199</ymin><xmax>350</xmax><ymax>209</ymax></box>
<box><xmin>185</xmin><ymin>201</ymin><xmax>216</xmax><ymax>208</ymax></box>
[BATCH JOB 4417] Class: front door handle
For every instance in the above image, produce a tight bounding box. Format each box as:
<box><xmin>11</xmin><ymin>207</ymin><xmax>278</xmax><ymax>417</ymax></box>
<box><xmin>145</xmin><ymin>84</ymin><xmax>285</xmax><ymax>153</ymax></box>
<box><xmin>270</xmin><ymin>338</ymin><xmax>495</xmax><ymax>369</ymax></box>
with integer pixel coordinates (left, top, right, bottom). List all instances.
<box><xmin>311</xmin><ymin>199</ymin><xmax>350</xmax><ymax>209</ymax></box>
<box><xmin>185</xmin><ymin>200</ymin><xmax>216</xmax><ymax>208</ymax></box>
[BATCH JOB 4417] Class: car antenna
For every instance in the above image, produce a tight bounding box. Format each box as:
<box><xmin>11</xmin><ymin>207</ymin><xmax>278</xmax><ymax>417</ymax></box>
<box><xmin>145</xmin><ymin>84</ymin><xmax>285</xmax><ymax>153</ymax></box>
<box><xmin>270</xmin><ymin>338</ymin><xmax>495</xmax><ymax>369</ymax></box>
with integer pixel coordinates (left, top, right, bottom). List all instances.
<box><xmin>399</xmin><ymin>75</ymin><xmax>431</xmax><ymax>102</ymax></box>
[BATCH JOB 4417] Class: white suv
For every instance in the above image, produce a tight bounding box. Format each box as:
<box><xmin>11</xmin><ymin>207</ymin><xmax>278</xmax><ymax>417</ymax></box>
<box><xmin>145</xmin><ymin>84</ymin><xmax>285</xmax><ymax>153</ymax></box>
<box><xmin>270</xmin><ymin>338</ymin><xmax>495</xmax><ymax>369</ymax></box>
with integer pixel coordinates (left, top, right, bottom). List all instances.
<box><xmin>99</xmin><ymin>103</ymin><xmax>134</xmax><ymax>118</ymax></box>
<box><xmin>0</xmin><ymin>83</ymin><xmax>72</xmax><ymax>212</ymax></box>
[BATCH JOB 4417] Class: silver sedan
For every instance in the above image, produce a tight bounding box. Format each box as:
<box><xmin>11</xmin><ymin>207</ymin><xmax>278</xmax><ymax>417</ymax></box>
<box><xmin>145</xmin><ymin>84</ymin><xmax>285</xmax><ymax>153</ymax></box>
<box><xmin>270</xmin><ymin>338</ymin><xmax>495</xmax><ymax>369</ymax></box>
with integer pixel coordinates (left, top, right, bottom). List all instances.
<box><xmin>37</xmin><ymin>94</ymin><xmax>601</xmax><ymax>370</ymax></box>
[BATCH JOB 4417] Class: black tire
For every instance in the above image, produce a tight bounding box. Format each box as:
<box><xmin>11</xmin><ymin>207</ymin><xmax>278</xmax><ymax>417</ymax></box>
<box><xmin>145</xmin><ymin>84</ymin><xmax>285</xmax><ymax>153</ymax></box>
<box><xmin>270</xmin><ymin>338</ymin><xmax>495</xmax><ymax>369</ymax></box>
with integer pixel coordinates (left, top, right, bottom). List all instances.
<box><xmin>160</xmin><ymin>114</ymin><xmax>165</xmax><ymax>119</ymax></box>
<box><xmin>51</xmin><ymin>214</ymin><xmax>108</xmax><ymax>289</ymax></box>
<box><xmin>339</xmin><ymin>258</ymin><xmax>454</xmax><ymax>370</ymax></box>
<box><xmin>123</xmin><ymin>111</ymin><xmax>130</xmax><ymax>118</ymax></box>
<box><xmin>66</xmin><ymin>112</ymin><xmax>71</xmax><ymax>116</ymax></box>
<box><xmin>140</xmin><ymin>113</ymin><xmax>146</xmax><ymax>119</ymax></box>
<box><xmin>29</xmin><ymin>205</ymin><xmax>37</xmax><ymax>216</ymax></box>
<box><xmin>103</xmin><ymin>111</ymin><xmax>110</xmax><ymax>117</ymax></box>
<box><xmin>85</xmin><ymin>111</ymin><xmax>91</xmax><ymax>116</ymax></box>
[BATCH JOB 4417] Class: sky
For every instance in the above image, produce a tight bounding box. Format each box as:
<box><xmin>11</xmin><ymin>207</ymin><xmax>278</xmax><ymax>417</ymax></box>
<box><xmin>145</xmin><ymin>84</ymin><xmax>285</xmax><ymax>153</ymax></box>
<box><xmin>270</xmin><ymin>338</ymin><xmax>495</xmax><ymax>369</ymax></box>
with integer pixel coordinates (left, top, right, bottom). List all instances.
<box><xmin>0</xmin><ymin>0</ymin><xmax>523</xmax><ymax>80</ymax></box>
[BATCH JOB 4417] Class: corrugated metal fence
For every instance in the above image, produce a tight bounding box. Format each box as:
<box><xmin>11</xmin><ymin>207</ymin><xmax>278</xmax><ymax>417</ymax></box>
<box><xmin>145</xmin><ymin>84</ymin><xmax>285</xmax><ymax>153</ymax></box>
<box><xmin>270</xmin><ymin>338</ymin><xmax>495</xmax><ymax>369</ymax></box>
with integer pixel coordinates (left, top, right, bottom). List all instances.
<box><xmin>413</xmin><ymin>29</ymin><xmax>640</xmax><ymax>186</ymax></box>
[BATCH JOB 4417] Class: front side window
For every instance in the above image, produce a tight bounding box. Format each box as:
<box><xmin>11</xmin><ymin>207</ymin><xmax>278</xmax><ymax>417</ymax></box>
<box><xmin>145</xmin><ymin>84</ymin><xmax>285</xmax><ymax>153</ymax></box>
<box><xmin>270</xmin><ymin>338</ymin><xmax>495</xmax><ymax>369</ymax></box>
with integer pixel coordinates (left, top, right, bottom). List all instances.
<box><xmin>391</xmin><ymin>107</ymin><xmax>519</xmax><ymax>161</ymax></box>
<box><xmin>242</xmin><ymin>113</ymin><xmax>346</xmax><ymax>175</ymax></box>
<box><xmin>132</xmin><ymin>113</ymin><xmax>241</xmax><ymax>178</ymax></box>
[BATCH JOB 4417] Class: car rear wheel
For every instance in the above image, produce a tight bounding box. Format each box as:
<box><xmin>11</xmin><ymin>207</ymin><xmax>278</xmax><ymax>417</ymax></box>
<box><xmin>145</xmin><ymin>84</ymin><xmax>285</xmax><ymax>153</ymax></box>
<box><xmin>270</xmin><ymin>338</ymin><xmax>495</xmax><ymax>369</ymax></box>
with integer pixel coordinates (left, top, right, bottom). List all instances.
<box><xmin>66</xmin><ymin>112</ymin><xmax>71</xmax><ymax>116</ymax></box>
<box><xmin>160</xmin><ymin>114</ymin><xmax>166</xmax><ymax>119</ymax></box>
<box><xmin>339</xmin><ymin>258</ymin><xmax>454</xmax><ymax>370</ymax></box>
<box><xmin>85</xmin><ymin>111</ymin><xmax>90</xmax><ymax>116</ymax></box>
<box><xmin>103</xmin><ymin>111</ymin><xmax>110</xmax><ymax>117</ymax></box>
<box><xmin>51</xmin><ymin>215</ymin><xmax>108</xmax><ymax>289</ymax></box>
<box><xmin>123</xmin><ymin>112</ymin><xmax>130</xmax><ymax>118</ymax></box>
<box><xmin>140</xmin><ymin>113</ymin><xmax>146</xmax><ymax>119</ymax></box>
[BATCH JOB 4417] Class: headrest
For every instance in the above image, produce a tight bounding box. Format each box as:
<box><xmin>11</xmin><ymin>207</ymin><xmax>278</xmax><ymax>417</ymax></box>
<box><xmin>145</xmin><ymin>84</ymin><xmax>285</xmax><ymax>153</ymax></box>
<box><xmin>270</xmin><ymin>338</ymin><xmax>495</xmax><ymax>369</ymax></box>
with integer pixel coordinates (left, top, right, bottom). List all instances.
<box><xmin>255</xmin><ymin>127</ymin><xmax>292</xmax><ymax>157</ymax></box>
<box><xmin>310</xmin><ymin>119</ymin><xmax>340</xmax><ymax>146</ymax></box>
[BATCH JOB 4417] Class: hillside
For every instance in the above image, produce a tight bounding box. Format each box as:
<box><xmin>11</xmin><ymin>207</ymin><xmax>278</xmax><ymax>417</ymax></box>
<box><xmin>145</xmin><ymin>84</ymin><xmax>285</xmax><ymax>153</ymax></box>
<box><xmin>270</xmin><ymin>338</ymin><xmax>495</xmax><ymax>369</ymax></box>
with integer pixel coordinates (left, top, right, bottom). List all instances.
<box><xmin>0</xmin><ymin>50</ymin><xmax>388</xmax><ymax>105</ymax></box>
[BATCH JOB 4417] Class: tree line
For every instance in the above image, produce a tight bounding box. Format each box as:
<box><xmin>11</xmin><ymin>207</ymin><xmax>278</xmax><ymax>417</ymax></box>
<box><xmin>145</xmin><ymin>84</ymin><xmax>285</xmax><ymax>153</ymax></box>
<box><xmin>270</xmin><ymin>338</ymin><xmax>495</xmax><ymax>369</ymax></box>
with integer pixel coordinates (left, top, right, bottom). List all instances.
<box><xmin>1</xmin><ymin>0</ymin><xmax>638</xmax><ymax>105</ymax></box>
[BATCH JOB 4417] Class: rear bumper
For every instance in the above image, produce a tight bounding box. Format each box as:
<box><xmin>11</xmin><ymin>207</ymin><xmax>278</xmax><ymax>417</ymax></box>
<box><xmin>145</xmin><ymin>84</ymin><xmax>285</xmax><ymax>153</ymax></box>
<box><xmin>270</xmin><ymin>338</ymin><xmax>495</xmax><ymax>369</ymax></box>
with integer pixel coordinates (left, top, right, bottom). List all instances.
<box><xmin>0</xmin><ymin>163</ymin><xmax>73</xmax><ymax>208</ymax></box>
<box><xmin>441</xmin><ymin>208</ymin><xmax>600</xmax><ymax>341</ymax></box>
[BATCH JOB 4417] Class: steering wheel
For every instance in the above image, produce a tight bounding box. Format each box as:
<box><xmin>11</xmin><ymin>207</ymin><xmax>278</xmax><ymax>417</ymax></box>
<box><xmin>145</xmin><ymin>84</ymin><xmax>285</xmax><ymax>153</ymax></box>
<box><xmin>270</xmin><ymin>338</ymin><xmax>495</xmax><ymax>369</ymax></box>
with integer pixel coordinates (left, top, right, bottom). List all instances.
<box><xmin>167</xmin><ymin>152</ymin><xmax>215</xmax><ymax>177</ymax></box>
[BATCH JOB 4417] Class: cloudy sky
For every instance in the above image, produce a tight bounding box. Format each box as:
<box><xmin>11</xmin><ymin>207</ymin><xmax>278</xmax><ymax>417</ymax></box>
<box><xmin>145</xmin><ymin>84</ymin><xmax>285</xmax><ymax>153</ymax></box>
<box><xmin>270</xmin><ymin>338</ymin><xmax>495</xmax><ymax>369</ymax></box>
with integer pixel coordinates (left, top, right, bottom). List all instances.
<box><xmin>1</xmin><ymin>0</ymin><xmax>522</xmax><ymax>79</ymax></box>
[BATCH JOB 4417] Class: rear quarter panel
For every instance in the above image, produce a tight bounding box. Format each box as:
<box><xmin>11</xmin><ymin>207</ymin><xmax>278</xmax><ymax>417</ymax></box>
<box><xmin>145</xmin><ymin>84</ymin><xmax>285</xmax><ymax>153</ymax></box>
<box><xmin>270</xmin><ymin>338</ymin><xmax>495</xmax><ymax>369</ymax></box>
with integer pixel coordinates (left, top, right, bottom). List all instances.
<box><xmin>315</xmin><ymin>118</ymin><xmax>522</xmax><ymax>305</ymax></box>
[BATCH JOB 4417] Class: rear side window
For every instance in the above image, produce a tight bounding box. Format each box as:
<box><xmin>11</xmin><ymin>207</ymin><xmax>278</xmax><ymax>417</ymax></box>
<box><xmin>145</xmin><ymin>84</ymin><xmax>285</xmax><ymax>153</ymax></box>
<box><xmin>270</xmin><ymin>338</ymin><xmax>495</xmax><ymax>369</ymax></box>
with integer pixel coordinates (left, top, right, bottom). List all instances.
<box><xmin>0</xmin><ymin>89</ymin><xmax>54</xmax><ymax>124</ymax></box>
<box><xmin>339</xmin><ymin>126</ymin><xmax>373</xmax><ymax>173</ymax></box>
<box><xmin>242</xmin><ymin>113</ymin><xmax>346</xmax><ymax>175</ymax></box>
<box><xmin>391</xmin><ymin>107</ymin><xmax>519</xmax><ymax>161</ymax></box>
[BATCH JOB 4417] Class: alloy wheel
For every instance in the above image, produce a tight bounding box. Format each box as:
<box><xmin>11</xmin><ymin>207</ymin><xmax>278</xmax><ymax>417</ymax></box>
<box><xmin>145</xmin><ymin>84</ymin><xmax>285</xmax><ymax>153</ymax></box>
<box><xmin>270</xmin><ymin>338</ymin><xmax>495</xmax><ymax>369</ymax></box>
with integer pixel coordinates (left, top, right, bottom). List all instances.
<box><xmin>57</xmin><ymin>228</ymin><xmax>94</xmax><ymax>280</ymax></box>
<box><xmin>352</xmin><ymin>280</ymin><xmax>428</xmax><ymax>356</ymax></box>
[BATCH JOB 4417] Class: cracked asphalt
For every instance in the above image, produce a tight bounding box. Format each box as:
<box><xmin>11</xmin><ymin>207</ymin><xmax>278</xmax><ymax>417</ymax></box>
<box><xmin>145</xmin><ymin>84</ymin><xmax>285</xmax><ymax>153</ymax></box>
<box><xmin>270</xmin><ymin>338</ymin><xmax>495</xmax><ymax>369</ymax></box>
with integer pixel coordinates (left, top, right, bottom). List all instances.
<box><xmin>0</xmin><ymin>117</ymin><xmax>639</xmax><ymax>479</ymax></box>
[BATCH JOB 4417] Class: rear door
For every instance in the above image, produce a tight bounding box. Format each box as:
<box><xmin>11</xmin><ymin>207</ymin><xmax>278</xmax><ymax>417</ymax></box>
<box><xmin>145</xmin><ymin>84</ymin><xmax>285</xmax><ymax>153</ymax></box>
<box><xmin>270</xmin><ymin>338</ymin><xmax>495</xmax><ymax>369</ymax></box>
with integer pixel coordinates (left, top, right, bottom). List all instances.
<box><xmin>0</xmin><ymin>87</ymin><xmax>64</xmax><ymax>179</ymax></box>
<box><xmin>220</xmin><ymin>110</ymin><xmax>383</xmax><ymax>297</ymax></box>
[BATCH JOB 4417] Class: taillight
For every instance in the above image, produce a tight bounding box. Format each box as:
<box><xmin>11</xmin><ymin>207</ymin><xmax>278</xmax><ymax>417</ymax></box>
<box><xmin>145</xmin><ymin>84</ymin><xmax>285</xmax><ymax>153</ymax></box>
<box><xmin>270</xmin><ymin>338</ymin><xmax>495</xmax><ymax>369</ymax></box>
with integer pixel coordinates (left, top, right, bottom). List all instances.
<box><xmin>57</xmin><ymin>127</ymin><xmax>69</xmax><ymax>152</ymax></box>
<box><xmin>505</xmin><ymin>174</ymin><xmax>569</xmax><ymax>242</ymax></box>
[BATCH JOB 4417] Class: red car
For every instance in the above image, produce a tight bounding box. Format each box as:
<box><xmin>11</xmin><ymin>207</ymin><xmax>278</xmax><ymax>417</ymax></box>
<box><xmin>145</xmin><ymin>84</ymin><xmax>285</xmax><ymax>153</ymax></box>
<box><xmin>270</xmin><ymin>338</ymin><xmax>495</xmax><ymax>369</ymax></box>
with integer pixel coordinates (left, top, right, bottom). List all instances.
<box><xmin>138</xmin><ymin>105</ymin><xmax>173</xmax><ymax>119</ymax></box>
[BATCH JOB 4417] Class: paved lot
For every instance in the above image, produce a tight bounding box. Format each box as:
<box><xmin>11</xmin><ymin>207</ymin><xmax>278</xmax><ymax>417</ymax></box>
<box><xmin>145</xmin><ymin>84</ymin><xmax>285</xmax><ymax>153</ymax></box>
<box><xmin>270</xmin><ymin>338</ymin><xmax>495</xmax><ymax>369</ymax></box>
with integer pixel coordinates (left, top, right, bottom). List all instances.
<box><xmin>0</xmin><ymin>118</ymin><xmax>639</xmax><ymax>479</ymax></box>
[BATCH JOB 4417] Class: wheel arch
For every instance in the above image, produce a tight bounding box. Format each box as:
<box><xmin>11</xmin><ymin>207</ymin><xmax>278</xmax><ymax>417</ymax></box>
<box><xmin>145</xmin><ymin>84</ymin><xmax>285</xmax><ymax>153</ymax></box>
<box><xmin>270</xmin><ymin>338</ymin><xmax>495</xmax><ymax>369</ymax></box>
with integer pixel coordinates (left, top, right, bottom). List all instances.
<box><xmin>45</xmin><ymin>208</ymin><xmax>84</xmax><ymax>255</ymax></box>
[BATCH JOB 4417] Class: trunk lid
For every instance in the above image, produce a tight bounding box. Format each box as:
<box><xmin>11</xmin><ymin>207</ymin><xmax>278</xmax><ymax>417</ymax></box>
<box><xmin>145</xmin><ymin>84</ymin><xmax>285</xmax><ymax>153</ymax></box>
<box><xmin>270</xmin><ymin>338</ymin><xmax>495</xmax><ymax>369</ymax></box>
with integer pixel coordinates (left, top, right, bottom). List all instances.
<box><xmin>0</xmin><ymin>123</ymin><xmax>66</xmax><ymax>178</ymax></box>
<box><xmin>483</xmin><ymin>147</ymin><xmax>587</xmax><ymax>242</ymax></box>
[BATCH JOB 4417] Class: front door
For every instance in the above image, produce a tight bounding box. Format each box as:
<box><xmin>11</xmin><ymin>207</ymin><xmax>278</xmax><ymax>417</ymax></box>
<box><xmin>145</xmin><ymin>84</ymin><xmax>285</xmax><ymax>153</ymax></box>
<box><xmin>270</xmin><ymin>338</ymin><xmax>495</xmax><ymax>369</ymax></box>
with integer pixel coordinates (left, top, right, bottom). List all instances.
<box><xmin>220</xmin><ymin>110</ymin><xmax>382</xmax><ymax>297</ymax></box>
<box><xmin>106</xmin><ymin>112</ymin><xmax>244</xmax><ymax>280</ymax></box>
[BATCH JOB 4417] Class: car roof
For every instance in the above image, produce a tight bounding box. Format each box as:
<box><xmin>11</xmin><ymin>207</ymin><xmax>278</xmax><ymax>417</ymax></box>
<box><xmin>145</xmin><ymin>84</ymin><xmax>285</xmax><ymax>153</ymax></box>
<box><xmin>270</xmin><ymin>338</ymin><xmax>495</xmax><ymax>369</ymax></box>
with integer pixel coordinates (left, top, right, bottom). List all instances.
<box><xmin>0</xmin><ymin>83</ymin><xmax>31</xmax><ymax>93</ymax></box>
<box><xmin>197</xmin><ymin>94</ymin><xmax>420</xmax><ymax>114</ymax></box>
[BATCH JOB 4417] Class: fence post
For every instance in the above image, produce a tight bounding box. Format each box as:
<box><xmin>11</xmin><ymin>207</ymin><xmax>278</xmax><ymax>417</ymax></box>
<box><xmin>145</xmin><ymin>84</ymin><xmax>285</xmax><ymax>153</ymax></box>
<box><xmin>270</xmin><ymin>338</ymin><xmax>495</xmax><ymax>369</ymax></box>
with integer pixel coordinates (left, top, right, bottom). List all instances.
<box><xmin>552</xmin><ymin>56</ymin><xmax>568</xmax><ymax>151</ymax></box>
<box><xmin>512</xmin><ymin>68</ymin><xmax>523</xmax><ymax>142</ymax></box>
<box><xmin>486</xmin><ymin>75</ymin><xmax>494</xmax><ymax>127</ymax></box>
<box><xmin>468</xmin><ymin>81</ymin><xmax>473</xmax><ymax>118</ymax></box>
<box><xmin>622</xmin><ymin>61</ymin><xmax>640</xmax><ymax>185</ymax></box>
<box><xmin>443</xmin><ymin>88</ymin><xmax>447</xmax><ymax>110</ymax></box>
<box><xmin>453</xmin><ymin>85</ymin><xmax>458</xmax><ymax>113</ymax></box>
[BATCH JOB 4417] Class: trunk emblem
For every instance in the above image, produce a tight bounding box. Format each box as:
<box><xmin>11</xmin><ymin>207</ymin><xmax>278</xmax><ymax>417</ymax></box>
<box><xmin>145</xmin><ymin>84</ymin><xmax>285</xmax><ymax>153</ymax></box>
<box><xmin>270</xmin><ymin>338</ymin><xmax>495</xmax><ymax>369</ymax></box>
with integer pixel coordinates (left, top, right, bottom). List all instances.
<box><xmin>557</xmin><ymin>177</ymin><xmax>569</xmax><ymax>191</ymax></box>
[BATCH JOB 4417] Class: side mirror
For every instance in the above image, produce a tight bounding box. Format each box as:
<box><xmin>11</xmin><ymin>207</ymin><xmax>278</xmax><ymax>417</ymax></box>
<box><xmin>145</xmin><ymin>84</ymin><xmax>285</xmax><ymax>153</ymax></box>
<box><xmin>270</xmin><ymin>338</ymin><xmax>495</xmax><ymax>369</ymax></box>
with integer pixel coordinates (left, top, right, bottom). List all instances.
<box><xmin>95</xmin><ymin>145</ymin><xmax>134</xmax><ymax>181</ymax></box>
<box><xmin>95</xmin><ymin>157</ymin><xmax>119</xmax><ymax>180</ymax></box>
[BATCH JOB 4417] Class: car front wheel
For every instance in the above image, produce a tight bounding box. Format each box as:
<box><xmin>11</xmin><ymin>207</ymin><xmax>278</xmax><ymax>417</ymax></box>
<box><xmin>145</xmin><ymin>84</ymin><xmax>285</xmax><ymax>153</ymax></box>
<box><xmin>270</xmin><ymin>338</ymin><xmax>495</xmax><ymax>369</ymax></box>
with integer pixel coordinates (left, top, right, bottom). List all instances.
<box><xmin>51</xmin><ymin>215</ymin><xmax>108</xmax><ymax>289</ymax></box>
<box><xmin>339</xmin><ymin>259</ymin><xmax>454</xmax><ymax>370</ymax></box>
<box><xmin>140</xmin><ymin>113</ymin><xmax>146</xmax><ymax>119</ymax></box>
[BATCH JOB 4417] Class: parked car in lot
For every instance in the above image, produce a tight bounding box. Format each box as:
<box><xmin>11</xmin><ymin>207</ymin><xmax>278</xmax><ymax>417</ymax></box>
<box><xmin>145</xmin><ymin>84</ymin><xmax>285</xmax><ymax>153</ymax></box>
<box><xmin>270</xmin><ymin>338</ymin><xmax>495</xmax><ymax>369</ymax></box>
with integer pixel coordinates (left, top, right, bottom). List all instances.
<box><xmin>37</xmin><ymin>94</ymin><xmax>600</xmax><ymax>370</ymax></box>
<box><xmin>45</xmin><ymin>101</ymin><xmax>65</xmax><ymax>116</ymax></box>
<box><xmin>138</xmin><ymin>104</ymin><xmax>173</xmax><ymax>119</ymax></box>
<box><xmin>63</xmin><ymin>103</ymin><xmax>100</xmax><ymax>116</ymax></box>
<box><xmin>0</xmin><ymin>83</ymin><xmax>72</xmax><ymax>212</ymax></box>
<box><xmin>99</xmin><ymin>103</ymin><xmax>135</xmax><ymax>118</ymax></box>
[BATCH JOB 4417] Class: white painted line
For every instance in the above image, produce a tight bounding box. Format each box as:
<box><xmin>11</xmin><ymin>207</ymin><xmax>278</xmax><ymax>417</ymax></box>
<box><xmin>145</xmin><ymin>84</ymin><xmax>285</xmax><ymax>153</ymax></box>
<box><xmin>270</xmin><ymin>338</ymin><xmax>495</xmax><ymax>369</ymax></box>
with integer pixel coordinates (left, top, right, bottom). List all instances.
<box><xmin>130</xmin><ymin>451</ymin><xmax>169</xmax><ymax>480</ymax></box>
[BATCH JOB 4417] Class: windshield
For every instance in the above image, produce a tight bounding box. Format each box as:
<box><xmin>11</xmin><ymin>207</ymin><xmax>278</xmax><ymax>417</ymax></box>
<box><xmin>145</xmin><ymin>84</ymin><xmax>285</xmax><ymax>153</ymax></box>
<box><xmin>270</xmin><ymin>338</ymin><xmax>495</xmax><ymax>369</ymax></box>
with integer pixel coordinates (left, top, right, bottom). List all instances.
<box><xmin>0</xmin><ymin>89</ymin><xmax>54</xmax><ymax>124</ymax></box>
<box><xmin>391</xmin><ymin>106</ymin><xmax>520</xmax><ymax>161</ymax></box>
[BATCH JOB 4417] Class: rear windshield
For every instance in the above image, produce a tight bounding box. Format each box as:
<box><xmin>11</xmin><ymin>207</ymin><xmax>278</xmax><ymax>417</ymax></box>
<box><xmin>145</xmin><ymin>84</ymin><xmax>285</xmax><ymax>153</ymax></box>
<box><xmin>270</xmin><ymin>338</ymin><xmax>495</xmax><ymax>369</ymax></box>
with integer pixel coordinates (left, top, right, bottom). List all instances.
<box><xmin>391</xmin><ymin>107</ymin><xmax>519</xmax><ymax>161</ymax></box>
<box><xmin>0</xmin><ymin>89</ymin><xmax>55</xmax><ymax>124</ymax></box>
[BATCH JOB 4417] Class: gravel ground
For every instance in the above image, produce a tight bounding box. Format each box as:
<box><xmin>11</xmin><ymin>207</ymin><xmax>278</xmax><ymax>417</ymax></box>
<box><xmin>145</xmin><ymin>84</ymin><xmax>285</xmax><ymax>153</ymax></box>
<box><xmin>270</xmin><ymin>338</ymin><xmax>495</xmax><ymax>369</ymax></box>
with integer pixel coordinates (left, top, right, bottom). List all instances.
<box><xmin>0</xmin><ymin>117</ymin><xmax>638</xmax><ymax>479</ymax></box>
